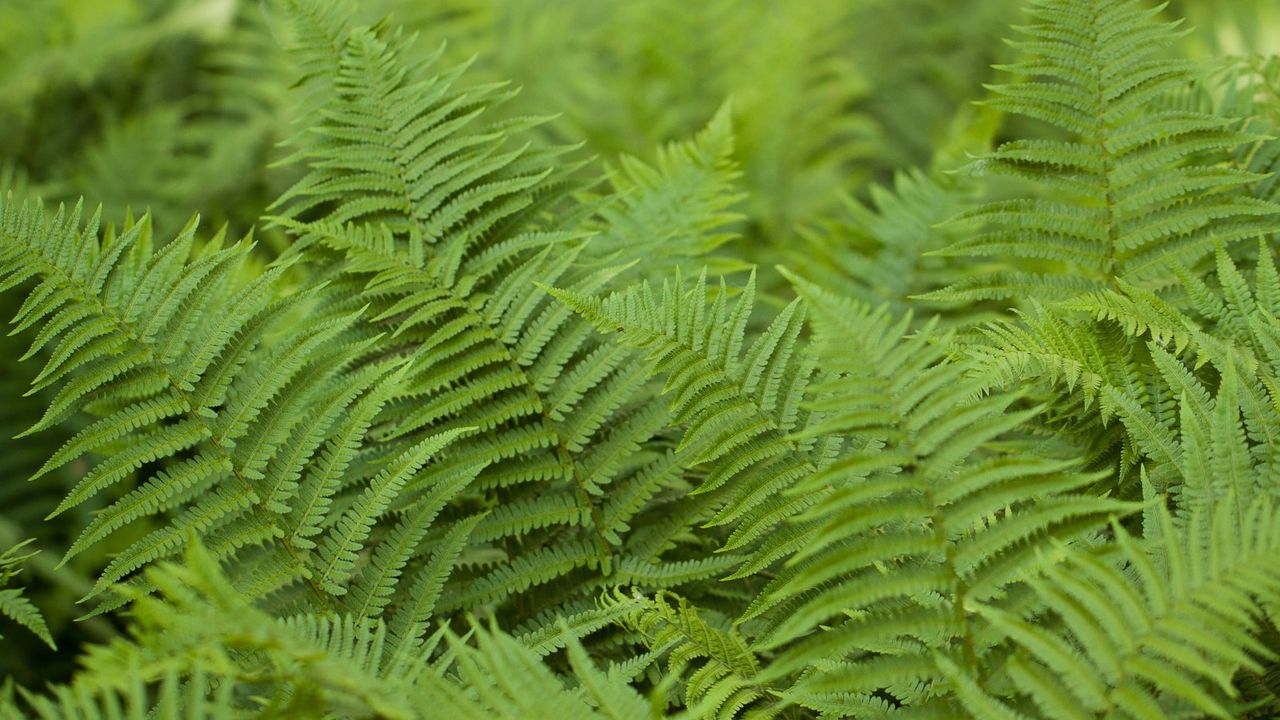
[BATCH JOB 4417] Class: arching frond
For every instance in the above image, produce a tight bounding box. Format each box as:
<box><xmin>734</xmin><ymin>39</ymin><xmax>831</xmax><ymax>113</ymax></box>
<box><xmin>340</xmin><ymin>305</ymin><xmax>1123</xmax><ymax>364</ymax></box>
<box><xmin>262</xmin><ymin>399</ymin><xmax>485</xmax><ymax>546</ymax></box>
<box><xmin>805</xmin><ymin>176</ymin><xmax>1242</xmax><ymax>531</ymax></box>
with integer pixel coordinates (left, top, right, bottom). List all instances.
<box><xmin>269</xmin><ymin>2</ymin><xmax>741</xmax><ymax>624</ymax></box>
<box><xmin>0</xmin><ymin>197</ymin><xmax>479</xmax><ymax>620</ymax></box>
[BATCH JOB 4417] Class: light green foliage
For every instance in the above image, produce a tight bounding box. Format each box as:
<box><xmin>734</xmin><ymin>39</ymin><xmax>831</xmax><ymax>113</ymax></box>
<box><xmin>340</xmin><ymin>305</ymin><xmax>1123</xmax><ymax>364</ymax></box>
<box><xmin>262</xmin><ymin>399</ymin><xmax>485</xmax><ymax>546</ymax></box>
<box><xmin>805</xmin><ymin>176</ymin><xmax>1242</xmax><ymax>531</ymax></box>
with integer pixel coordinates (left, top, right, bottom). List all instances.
<box><xmin>0</xmin><ymin>0</ymin><xmax>1278</xmax><ymax>718</ymax></box>
<box><xmin>929</xmin><ymin>0</ymin><xmax>1280</xmax><ymax>303</ymax></box>
<box><xmin>946</xmin><ymin>498</ymin><xmax>1280</xmax><ymax>719</ymax></box>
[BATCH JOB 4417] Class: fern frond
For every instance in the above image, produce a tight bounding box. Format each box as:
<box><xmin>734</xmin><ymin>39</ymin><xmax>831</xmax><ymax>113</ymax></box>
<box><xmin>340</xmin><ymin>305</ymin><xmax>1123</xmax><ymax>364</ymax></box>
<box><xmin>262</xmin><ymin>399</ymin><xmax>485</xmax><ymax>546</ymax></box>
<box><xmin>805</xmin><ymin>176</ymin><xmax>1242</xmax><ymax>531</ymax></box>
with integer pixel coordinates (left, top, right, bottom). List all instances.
<box><xmin>0</xmin><ymin>540</ymin><xmax>53</xmax><ymax>650</ymax></box>
<box><xmin>927</xmin><ymin>0</ymin><xmax>1280</xmax><ymax>302</ymax></box>
<box><xmin>946</xmin><ymin>497</ymin><xmax>1280</xmax><ymax>719</ymax></box>
<box><xmin>442</xmin><ymin>619</ymin><xmax>652</xmax><ymax>720</ymax></box>
<box><xmin>270</xmin><ymin>2</ymin><xmax>756</xmax><ymax>623</ymax></box>
<box><xmin>0</xmin><ymin>196</ymin><xmax>487</xmax><ymax>619</ymax></box>
<box><xmin>7</xmin><ymin>538</ymin><xmax>642</xmax><ymax>719</ymax></box>
<box><xmin>747</xmin><ymin>275</ymin><xmax>1133</xmax><ymax>715</ymax></box>
<box><xmin>589</xmin><ymin>102</ymin><xmax>747</xmax><ymax>281</ymax></box>
<box><xmin>797</xmin><ymin>168</ymin><xmax>982</xmax><ymax>320</ymax></box>
<box><xmin>551</xmin><ymin>268</ymin><xmax>832</xmax><ymax>566</ymax></box>
<box><xmin>1</xmin><ymin>202</ymin><xmax>299</xmax><ymax>584</ymax></box>
<box><xmin>610</xmin><ymin>589</ymin><xmax>768</xmax><ymax>714</ymax></box>
<box><xmin>970</xmin><ymin>240</ymin><xmax>1280</xmax><ymax>504</ymax></box>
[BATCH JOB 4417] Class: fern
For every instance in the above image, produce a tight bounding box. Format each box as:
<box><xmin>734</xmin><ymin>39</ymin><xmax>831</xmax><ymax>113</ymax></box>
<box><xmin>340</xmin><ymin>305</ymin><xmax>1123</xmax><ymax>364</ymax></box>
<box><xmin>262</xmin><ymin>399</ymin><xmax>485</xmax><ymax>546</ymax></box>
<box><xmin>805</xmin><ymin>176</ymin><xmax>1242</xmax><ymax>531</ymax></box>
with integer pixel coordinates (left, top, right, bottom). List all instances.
<box><xmin>587</xmin><ymin>102</ymin><xmax>747</xmax><ymax>282</ymax></box>
<box><xmin>737</xmin><ymin>278</ymin><xmax>1131</xmax><ymax>716</ymax></box>
<box><xmin>794</xmin><ymin>168</ymin><xmax>989</xmax><ymax>323</ymax></box>
<box><xmin>944</xmin><ymin>498</ymin><xmax>1280</xmax><ymax>719</ymax></box>
<box><xmin>2</xmin><ymin>0</ymin><xmax>1280</xmax><ymax>717</ymax></box>
<box><xmin>13</xmin><ymin>539</ymin><xmax>653</xmax><ymax>720</ymax></box>
<box><xmin>267</xmin><ymin>3</ymin><xmax>753</xmax><ymax>626</ymax></box>
<box><xmin>0</xmin><ymin>195</ymin><xmax>486</xmax><ymax>636</ymax></box>
<box><xmin>550</xmin><ymin>268</ymin><xmax>833</xmax><ymax>566</ymax></box>
<box><xmin>969</xmin><ymin>241</ymin><xmax>1280</xmax><ymax>506</ymax></box>
<box><xmin>0</xmin><ymin>540</ymin><xmax>54</xmax><ymax>650</ymax></box>
<box><xmin>609</xmin><ymin>590</ymin><xmax>766</xmax><ymax>715</ymax></box>
<box><xmin>927</xmin><ymin>0</ymin><xmax>1280</xmax><ymax>303</ymax></box>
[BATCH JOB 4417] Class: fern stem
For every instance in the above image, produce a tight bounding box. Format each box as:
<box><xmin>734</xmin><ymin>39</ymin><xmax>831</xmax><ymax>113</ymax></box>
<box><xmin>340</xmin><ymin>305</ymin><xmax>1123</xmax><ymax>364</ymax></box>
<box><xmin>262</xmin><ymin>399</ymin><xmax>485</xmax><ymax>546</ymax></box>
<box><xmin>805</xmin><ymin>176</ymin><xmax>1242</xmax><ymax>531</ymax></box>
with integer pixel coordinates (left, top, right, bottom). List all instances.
<box><xmin>1092</xmin><ymin>0</ymin><xmax>1120</xmax><ymax>287</ymax></box>
<box><xmin>921</xmin><ymin>472</ymin><xmax>980</xmax><ymax>679</ymax></box>
<box><xmin>557</xmin><ymin>441</ymin><xmax>614</xmax><ymax>572</ymax></box>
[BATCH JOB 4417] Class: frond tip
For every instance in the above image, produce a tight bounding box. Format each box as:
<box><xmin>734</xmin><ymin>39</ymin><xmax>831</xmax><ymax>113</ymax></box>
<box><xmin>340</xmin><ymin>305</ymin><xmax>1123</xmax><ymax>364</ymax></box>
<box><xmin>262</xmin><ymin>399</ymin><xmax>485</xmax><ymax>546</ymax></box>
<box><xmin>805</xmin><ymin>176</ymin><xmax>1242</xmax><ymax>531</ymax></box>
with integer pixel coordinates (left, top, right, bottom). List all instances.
<box><xmin>0</xmin><ymin>540</ymin><xmax>54</xmax><ymax>649</ymax></box>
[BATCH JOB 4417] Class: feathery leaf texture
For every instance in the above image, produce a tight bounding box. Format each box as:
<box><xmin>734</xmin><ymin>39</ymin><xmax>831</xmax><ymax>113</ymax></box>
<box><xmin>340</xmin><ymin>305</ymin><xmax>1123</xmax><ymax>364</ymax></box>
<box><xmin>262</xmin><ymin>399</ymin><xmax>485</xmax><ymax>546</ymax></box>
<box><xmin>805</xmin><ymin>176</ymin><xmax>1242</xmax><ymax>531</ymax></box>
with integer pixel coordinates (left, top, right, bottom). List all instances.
<box><xmin>928</xmin><ymin>0</ymin><xmax>1280</xmax><ymax>302</ymax></box>
<box><xmin>946</xmin><ymin>498</ymin><xmax>1280</xmax><ymax>719</ymax></box>
<box><xmin>0</xmin><ymin>540</ymin><xmax>54</xmax><ymax>649</ymax></box>
<box><xmin>0</xmin><ymin>195</ymin><xmax>474</xmax><ymax>619</ymax></box>
<box><xmin>1</xmin><ymin>0</ymin><xmax>1280</xmax><ymax>717</ymax></box>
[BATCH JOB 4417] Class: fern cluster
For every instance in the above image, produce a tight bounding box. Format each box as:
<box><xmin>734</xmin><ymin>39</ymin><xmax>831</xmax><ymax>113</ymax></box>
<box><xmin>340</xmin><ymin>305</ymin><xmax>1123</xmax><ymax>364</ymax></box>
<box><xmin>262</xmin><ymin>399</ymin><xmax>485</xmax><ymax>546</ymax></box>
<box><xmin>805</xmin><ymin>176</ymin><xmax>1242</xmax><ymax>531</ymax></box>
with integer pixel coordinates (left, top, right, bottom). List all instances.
<box><xmin>1</xmin><ymin>0</ymin><xmax>1279</xmax><ymax>717</ymax></box>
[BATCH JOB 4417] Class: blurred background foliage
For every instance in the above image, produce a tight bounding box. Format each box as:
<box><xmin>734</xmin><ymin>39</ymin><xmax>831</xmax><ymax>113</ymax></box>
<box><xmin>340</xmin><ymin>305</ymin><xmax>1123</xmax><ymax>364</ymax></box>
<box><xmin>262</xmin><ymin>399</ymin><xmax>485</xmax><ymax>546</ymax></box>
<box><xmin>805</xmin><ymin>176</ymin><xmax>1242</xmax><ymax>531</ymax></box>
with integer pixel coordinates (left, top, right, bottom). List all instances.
<box><xmin>1</xmin><ymin>0</ymin><xmax>1022</xmax><ymax>251</ymax></box>
<box><xmin>0</xmin><ymin>0</ymin><xmax>1276</xmax><ymax>684</ymax></box>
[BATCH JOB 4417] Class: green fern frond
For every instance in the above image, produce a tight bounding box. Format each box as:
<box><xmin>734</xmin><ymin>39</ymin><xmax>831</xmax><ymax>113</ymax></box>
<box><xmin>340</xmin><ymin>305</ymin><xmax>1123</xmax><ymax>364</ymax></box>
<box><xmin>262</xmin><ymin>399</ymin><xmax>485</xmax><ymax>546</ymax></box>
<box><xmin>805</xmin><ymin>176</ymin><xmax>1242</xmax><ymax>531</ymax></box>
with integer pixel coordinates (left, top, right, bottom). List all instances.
<box><xmin>13</xmin><ymin>669</ymin><xmax>236</xmax><ymax>720</ymax></box>
<box><xmin>442</xmin><ymin>619</ymin><xmax>653</xmax><ymax>720</ymax></box>
<box><xmin>945</xmin><ymin>497</ymin><xmax>1280</xmax><ymax>719</ymax></box>
<box><xmin>1</xmin><ymin>201</ymin><xmax>303</xmax><ymax>583</ymax></box>
<box><xmin>0</xmin><ymin>540</ymin><xmax>53</xmax><ymax>650</ymax></box>
<box><xmin>745</xmin><ymin>275</ymin><xmax>1133</xmax><ymax>716</ymax></box>
<box><xmin>11</xmin><ymin>537</ymin><xmax>654</xmax><ymax>720</ymax></box>
<box><xmin>0</xmin><ymin>197</ymin><xmax>485</xmax><ymax>620</ymax></box>
<box><xmin>798</xmin><ymin>168</ymin><xmax>984</xmax><ymax>321</ymax></box>
<box><xmin>927</xmin><ymin>0</ymin><xmax>1280</xmax><ymax>302</ymax></box>
<box><xmin>970</xmin><ymin>240</ymin><xmax>1280</xmax><ymax>504</ymax></box>
<box><xmin>550</xmin><ymin>268</ymin><xmax>833</xmax><ymax>566</ymax></box>
<box><xmin>270</xmin><ymin>5</ymin><xmax>719</xmax><ymax>617</ymax></box>
<box><xmin>609</xmin><ymin>590</ymin><xmax>767</xmax><ymax>714</ymax></box>
<box><xmin>589</xmin><ymin>102</ymin><xmax>747</xmax><ymax>282</ymax></box>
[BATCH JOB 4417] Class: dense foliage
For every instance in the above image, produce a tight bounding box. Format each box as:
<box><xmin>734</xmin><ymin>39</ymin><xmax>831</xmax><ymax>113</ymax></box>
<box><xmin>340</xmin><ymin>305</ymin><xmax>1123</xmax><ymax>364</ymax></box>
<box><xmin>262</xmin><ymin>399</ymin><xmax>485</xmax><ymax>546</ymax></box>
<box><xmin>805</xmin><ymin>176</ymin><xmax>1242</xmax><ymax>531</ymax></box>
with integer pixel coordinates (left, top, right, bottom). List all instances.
<box><xmin>1</xmin><ymin>0</ymin><xmax>1279</xmax><ymax>717</ymax></box>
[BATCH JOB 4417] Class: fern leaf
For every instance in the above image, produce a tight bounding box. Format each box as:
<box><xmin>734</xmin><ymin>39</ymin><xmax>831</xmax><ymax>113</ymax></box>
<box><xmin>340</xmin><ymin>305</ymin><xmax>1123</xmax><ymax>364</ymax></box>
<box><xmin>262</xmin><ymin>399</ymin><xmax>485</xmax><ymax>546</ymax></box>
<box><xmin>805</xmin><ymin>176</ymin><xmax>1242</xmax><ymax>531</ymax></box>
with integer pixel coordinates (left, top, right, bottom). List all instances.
<box><xmin>927</xmin><ymin>0</ymin><xmax>1280</xmax><ymax>301</ymax></box>
<box><xmin>953</xmin><ymin>498</ymin><xmax>1280</xmax><ymax>718</ymax></box>
<box><xmin>313</xmin><ymin>428</ymin><xmax>470</xmax><ymax>596</ymax></box>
